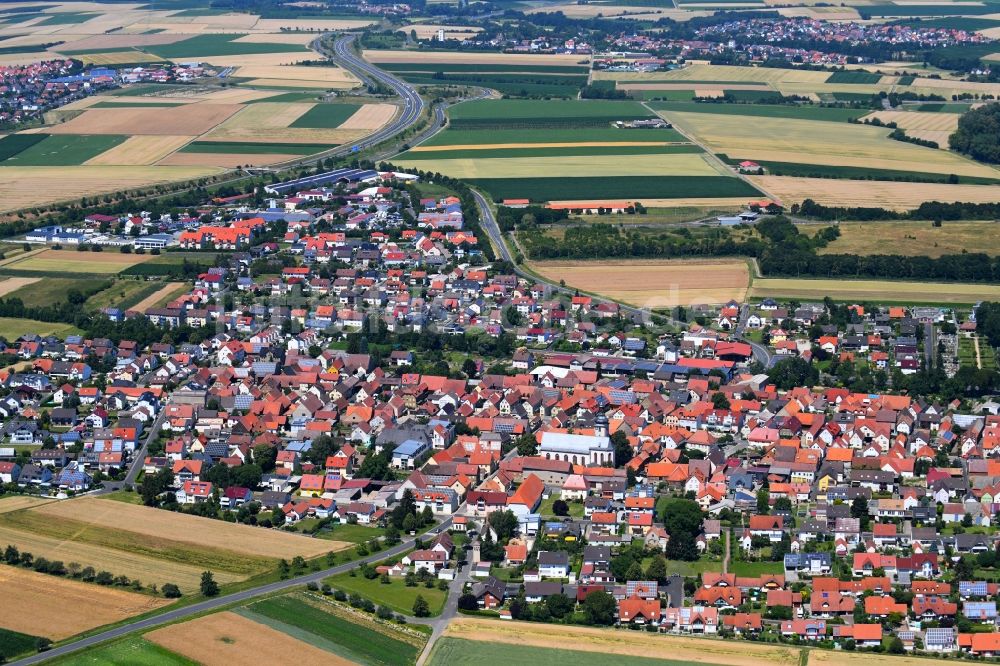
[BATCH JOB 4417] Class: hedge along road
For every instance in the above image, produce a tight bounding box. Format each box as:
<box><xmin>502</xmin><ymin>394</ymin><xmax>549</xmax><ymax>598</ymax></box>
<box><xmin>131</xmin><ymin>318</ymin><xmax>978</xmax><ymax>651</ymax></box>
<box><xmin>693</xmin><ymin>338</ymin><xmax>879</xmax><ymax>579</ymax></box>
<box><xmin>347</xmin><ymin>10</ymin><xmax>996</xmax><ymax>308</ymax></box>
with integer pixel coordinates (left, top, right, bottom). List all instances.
<box><xmin>10</xmin><ymin>519</ymin><xmax>455</xmax><ymax>665</ymax></box>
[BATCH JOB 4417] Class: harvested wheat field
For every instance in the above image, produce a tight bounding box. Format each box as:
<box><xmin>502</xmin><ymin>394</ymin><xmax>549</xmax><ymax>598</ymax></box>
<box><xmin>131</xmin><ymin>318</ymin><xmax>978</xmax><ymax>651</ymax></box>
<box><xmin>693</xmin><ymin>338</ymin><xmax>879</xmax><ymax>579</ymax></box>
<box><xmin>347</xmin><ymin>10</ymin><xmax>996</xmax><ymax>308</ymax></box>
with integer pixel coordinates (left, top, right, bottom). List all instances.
<box><xmin>618</xmin><ymin>82</ymin><xmax>771</xmax><ymax>91</ymax></box>
<box><xmin>216</xmin><ymin>102</ymin><xmax>313</xmax><ymax>132</ymax></box>
<box><xmin>0</xmin><ymin>165</ymin><xmax>222</xmax><ymax>212</ymax></box>
<box><xmin>529</xmin><ymin>258</ymin><xmax>749</xmax><ymax>307</ymax></box>
<box><xmin>664</xmin><ymin>112</ymin><xmax>998</xmax><ymax>178</ymax></box>
<box><xmin>53</xmin><ymin>32</ymin><xmax>188</xmax><ymax>51</ymax></box>
<box><xmin>339</xmin><ymin>103</ymin><xmax>397</xmax><ymax>130</ymax></box>
<box><xmin>444</xmin><ymin>618</ymin><xmax>799</xmax><ymax>666</ymax></box>
<box><xmin>187</xmin><ymin>88</ymin><xmax>280</xmax><ymax>103</ymax></box>
<box><xmin>0</xmin><ymin>566</ymin><xmax>169</xmax><ymax>640</ymax></box>
<box><xmin>750</xmin><ymin>277</ymin><xmax>1000</xmax><ymax>304</ymax></box>
<box><xmin>0</xmin><ymin>277</ymin><xmax>41</xmax><ymax>297</ymax></box>
<box><xmin>0</xmin><ymin>522</ymin><xmax>244</xmax><ymax>592</ymax></box>
<box><xmin>750</xmin><ymin>176</ymin><xmax>1000</xmax><ymax>210</ymax></box>
<box><xmin>363</xmin><ymin>49</ymin><xmax>588</xmax><ymax>66</ymax></box>
<box><xmin>86</xmin><ymin>135</ymin><xmax>194</xmax><ymax>166</ymax></box>
<box><xmin>232</xmin><ymin>63</ymin><xmax>358</xmax><ymax>84</ymax></box>
<box><xmin>146</xmin><ymin>611</ymin><xmax>352</xmax><ymax>666</ymax></box>
<box><xmin>252</xmin><ymin>17</ymin><xmax>375</xmax><ymax>31</ymax></box>
<box><xmin>862</xmin><ymin>110</ymin><xmax>959</xmax><ymax>132</ymax></box>
<box><xmin>45</xmin><ymin>104</ymin><xmax>241</xmax><ymax>135</ymax></box>
<box><xmin>397</xmin><ymin>153</ymin><xmax>723</xmax><ymax>179</ymax></box>
<box><xmin>203</xmin><ymin>123</ymin><xmax>364</xmax><ymax>144</ymax></box>
<box><xmin>233</xmin><ymin>31</ymin><xmax>318</xmax><ymax>45</ymax></box>
<box><xmin>77</xmin><ymin>51</ymin><xmax>165</xmax><ymax>66</ymax></box>
<box><xmin>811</xmin><ymin>220</ymin><xmax>1000</xmax><ymax>258</ymax></box>
<box><xmin>0</xmin><ymin>495</ymin><xmax>52</xmax><ymax>514</ymax></box>
<box><xmin>159</xmin><ymin>152</ymin><xmax>298</xmax><ymax>167</ymax></box>
<box><xmin>551</xmin><ymin>197</ymin><xmax>754</xmax><ymax>208</ymax></box>
<box><xmin>2</xmin><ymin>248</ymin><xmax>153</xmax><ymax>273</ymax></box>
<box><xmin>32</xmin><ymin>496</ymin><xmax>344</xmax><ymax>559</ymax></box>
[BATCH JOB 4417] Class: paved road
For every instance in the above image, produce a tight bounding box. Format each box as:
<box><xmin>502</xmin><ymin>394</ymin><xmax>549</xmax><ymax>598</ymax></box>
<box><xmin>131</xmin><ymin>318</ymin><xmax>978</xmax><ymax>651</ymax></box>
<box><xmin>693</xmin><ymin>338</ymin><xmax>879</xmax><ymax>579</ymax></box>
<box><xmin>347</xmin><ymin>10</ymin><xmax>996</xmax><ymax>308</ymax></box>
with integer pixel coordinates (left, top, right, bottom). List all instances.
<box><xmin>11</xmin><ymin>519</ymin><xmax>453</xmax><ymax>666</ymax></box>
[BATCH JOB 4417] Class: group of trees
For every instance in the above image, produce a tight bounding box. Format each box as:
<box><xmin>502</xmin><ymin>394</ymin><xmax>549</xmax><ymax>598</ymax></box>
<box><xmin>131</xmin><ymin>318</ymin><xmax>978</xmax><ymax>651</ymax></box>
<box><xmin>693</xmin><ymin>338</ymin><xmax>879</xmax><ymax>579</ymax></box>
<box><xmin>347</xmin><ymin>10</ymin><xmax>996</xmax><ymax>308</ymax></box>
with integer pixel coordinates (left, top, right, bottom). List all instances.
<box><xmin>659</xmin><ymin>498</ymin><xmax>703</xmax><ymax>561</ymax></box>
<box><xmin>950</xmin><ymin>103</ymin><xmax>1000</xmax><ymax>164</ymax></box>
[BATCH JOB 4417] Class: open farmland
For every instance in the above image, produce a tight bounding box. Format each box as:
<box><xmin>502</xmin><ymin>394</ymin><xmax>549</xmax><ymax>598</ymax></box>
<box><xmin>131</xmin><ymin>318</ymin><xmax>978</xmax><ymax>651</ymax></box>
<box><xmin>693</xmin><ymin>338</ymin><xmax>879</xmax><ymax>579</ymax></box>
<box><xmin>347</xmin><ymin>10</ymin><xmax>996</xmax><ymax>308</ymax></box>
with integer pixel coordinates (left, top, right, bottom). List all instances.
<box><xmin>750</xmin><ymin>176</ymin><xmax>1000</xmax><ymax>210</ymax></box>
<box><xmin>364</xmin><ymin>49</ymin><xmax>588</xmax><ymax>67</ymax></box>
<box><xmin>85</xmin><ymin>135</ymin><xmax>195</xmax><ymax>166</ymax></box>
<box><xmin>46</xmin><ymin>637</ymin><xmax>194</xmax><ymax>666</ymax></box>
<box><xmin>404</xmin><ymin>99</ymin><xmax>756</xmax><ymax>202</ymax></box>
<box><xmin>0</xmin><ymin>317</ymin><xmax>80</xmax><ymax>339</ymax></box>
<box><xmin>0</xmin><ymin>134</ymin><xmax>126</xmax><ymax>165</ymax></box>
<box><xmin>0</xmin><ymin>165</ymin><xmax>222</xmax><ymax>212</ymax></box>
<box><xmin>32</xmin><ymin>497</ymin><xmax>344</xmax><ymax>560</ymax></box>
<box><xmin>0</xmin><ymin>277</ymin><xmax>41</xmax><ymax>298</ymax></box>
<box><xmin>659</xmin><ymin>111</ymin><xmax>1000</xmax><ymax>179</ymax></box>
<box><xmin>528</xmin><ymin>259</ymin><xmax>750</xmax><ymax>307</ymax></box>
<box><xmin>808</xmin><ymin>221</ymin><xmax>1000</xmax><ymax>257</ymax></box>
<box><xmin>0</xmin><ymin>248</ymin><xmax>154</xmax><ymax>274</ymax></box>
<box><xmin>861</xmin><ymin>109</ymin><xmax>960</xmax><ymax>146</ymax></box>
<box><xmin>130</xmin><ymin>282</ymin><xmax>190</xmax><ymax>311</ymax></box>
<box><xmin>0</xmin><ymin>566</ymin><xmax>168</xmax><ymax>640</ymax></box>
<box><xmin>439</xmin><ymin>618</ymin><xmax>800</xmax><ymax>666</ymax></box>
<box><xmin>144</xmin><ymin>612</ymin><xmax>354</xmax><ymax>666</ymax></box>
<box><xmin>45</xmin><ymin>104</ymin><xmax>242</xmax><ymax>135</ymax></box>
<box><xmin>808</xmin><ymin>646</ymin><xmax>969</xmax><ymax>666</ymax></box>
<box><xmin>750</xmin><ymin>277</ymin><xmax>1000</xmax><ymax>304</ymax></box>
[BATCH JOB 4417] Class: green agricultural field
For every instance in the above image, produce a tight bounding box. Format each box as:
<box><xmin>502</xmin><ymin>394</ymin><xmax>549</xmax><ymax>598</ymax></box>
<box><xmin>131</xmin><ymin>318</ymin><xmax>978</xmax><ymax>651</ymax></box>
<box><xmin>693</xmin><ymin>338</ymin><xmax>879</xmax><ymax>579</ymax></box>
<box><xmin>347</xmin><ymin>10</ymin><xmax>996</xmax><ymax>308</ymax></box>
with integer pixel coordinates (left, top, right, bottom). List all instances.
<box><xmin>422</xmin><ymin>127</ymin><xmax>686</xmax><ymax>146</ymax></box>
<box><xmin>862</xmin><ymin>3</ymin><xmax>998</xmax><ymax>16</ymax></box>
<box><xmin>245</xmin><ymin>92</ymin><xmax>325</xmax><ymax>104</ymax></box>
<box><xmin>382</xmin><ymin>63</ymin><xmax>588</xmax><ymax>74</ymax></box>
<box><xmin>289</xmin><ymin>103</ymin><xmax>362</xmax><ymax>129</ymax></box>
<box><xmin>0</xmin><ymin>134</ymin><xmax>47</xmax><ymax>161</ymax></box>
<box><xmin>649</xmin><ymin>101</ymin><xmax>865</xmax><ymax>122</ymax></box>
<box><xmin>447</xmin><ymin>99</ymin><xmax>653</xmax><ymax>128</ymax></box>
<box><xmin>325</xmin><ymin>570</ymin><xmax>447</xmax><ymax>617</ymax></box>
<box><xmin>0</xmin><ymin>317</ymin><xmax>80</xmax><ymax>340</ymax></box>
<box><xmin>718</xmin><ymin>156</ymin><xmax>1000</xmax><ymax>185</ymax></box>
<box><xmin>0</xmin><ymin>627</ymin><xmax>40</xmax><ymax>662</ymax></box>
<box><xmin>631</xmin><ymin>89</ymin><xmax>696</xmax><ymax>101</ymax></box>
<box><xmin>1</xmin><ymin>134</ymin><xmax>127</xmax><ymax>166</ymax></box>
<box><xmin>6</xmin><ymin>277</ymin><xmax>110</xmax><ymax>307</ymax></box>
<box><xmin>429</xmin><ymin>639</ymin><xmax>703</xmax><ymax>666</ymax></box>
<box><xmin>402</xmin><ymin>73</ymin><xmax>586</xmax><ymax>97</ymax></box>
<box><xmin>85</xmin><ymin>279</ymin><xmax>161</xmax><ymax>311</ymax></box>
<box><xmin>180</xmin><ymin>140</ymin><xmax>335</xmax><ymax>155</ymax></box>
<box><xmin>242</xmin><ymin>593</ymin><xmax>424</xmax><ymax>666</ymax></box>
<box><xmin>48</xmin><ymin>637</ymin><xmax>195</xmax><ymax>666</ymax></box>
<box><xmin>469</xmin><ymin>175</ymin><xmax>762</xmax><ymax>202</ymax></box>
<box><xmin>403</xmin><ymin>144</ymin><xmax>703</xmax><ymax>160</ymax></box>
<box><xmin>902</xmin><ymin>17</ymin><xmax>1000</xmax><ymax>30</ymax></box>
<box><xmin>143</xmin><ymin>34</ymin><xmax>309</xmax><ymax>58</ymax></box>
<box><xmin>826</xmin><ymin>70</ymin><xmax>883</xmax><ymax>84</ymax></box>
<box><xmin>912</xmin><ymin>102</ymin><xmax>972</xmax><ymax>113</ymax></box>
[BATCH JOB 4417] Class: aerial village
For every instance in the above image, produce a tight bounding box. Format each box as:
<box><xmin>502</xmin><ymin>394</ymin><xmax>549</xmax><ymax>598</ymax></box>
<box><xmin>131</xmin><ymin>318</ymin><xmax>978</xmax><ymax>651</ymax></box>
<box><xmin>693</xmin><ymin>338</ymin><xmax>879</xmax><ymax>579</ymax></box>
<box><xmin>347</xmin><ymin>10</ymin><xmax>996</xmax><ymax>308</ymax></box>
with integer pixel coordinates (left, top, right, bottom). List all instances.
<box><xmin>3</xmin><ymin>167</ymin><xmax>1000</xmax><ymax>658</ymax></box>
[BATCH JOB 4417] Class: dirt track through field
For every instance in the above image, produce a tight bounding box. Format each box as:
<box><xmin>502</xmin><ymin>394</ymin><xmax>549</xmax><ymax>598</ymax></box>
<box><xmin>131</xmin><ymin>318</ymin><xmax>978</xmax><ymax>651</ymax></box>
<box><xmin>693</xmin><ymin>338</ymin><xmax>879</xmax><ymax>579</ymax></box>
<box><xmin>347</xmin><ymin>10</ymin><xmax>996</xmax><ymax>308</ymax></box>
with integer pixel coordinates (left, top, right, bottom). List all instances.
<box><xmin>444</xmin><ymin>618</ymin><xmax>800</xmax><ymax>666</ymax></box>
<box><xmin>0</xmin><ymin>566</ymin><xmax>168</xmax><ymax>639</ymax></box>
<box><xmin>145</xmin><ymin>611</ymin><xmax>355</xmax><ymax>666</ymax></box>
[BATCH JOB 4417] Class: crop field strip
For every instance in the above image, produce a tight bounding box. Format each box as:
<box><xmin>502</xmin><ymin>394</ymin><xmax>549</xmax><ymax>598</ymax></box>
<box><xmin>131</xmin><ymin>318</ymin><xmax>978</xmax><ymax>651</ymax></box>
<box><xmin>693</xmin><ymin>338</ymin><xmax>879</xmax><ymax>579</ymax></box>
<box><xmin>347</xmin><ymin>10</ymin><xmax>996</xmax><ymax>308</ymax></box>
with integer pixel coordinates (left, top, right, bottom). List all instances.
<box><xmin>422</xmin><ymin>127</ymin><xmax>688</xmax><ymax>146</ymax></box>
<box><xmin>647</xmin><ymin>101</ymin><xmax>866</xmax><ymax>122</ymax></box>
<box><xmin>144</xmin><ymin>612</ymin><xmax>355</xmax><ymax>666</ymax></box>
<box><xmin>396</xmin><ymin>153</ymin><xmax>725</xmax><ymax>178</ymax></box>
<box><xmin>469</xmin><ymin>175</ymin><xmax>761</xmax><ymax>202</ymax></box>
<box><xmin>750</xmin><ymin>175</ymin><xmax>1000</xmax><ymax>210</ymax></box>
<box><xmin>402</xmin><ymin>144</ymin><xmax>704</xmax><ymax>159</ymax></box>
<box><xmin>46</xmin><ymin>637</ymin><xmax>195</xmax><ymax>666</ymax></box>
<box><xmin>0</xmin><ymin>566</ymin><xmax>169</xmax><ymax>640</ymax></box>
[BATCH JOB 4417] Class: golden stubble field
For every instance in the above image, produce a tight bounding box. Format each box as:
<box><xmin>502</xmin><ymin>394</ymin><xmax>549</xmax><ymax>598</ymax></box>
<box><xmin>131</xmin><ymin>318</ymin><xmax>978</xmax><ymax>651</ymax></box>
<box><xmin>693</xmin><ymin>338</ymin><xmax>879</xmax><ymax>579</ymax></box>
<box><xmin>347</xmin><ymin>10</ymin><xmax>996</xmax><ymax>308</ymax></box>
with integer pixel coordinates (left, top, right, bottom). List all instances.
<box><xmin>33</xmin><ymin>497</ymin><xmax>343</xmax><ymax>559</ymax></box>
<box><xmin>85</xmin><ymin>135</ymin><xmax>196</xmax><ymax>166</ymax></box>
<box><xmin>750</xmin><ymin>175</ymin><xmax>1000</xmax><ymax>210</ymax></box>
<box><xmin>528</xmin><ymin>258</ymin><xmax>750</xmax><ymax>306</ymax></box>
<box><xmin>45</xmin><ymin>104</ymin><xmax>242</xmax><ymax>135</ymax></box>
<box><xmin>145</xmin><ymin>612</ymin><xmax>354</xmax><ymax>666</ymax></box>
<box><xmin>750</xmin><ymin>277</ymin><xmax>1000</xmax><ymax>304</ymax></box>
<box><xmin>363</xmin><ymin>49</ymin><xmax>589</xmax><ymax>66</ymax></box>
<box><xmin>396</xmin><ymin>153</ymin><xmax>724</xmax><ymax>179</ymax></box>
<box><xmin>0</xmin><ymin>566</ymin><xmax>169</xmax><ymax>640</ymax></box>
<box><xmin>444</xmin><ymin>618</ymin><xmax>800</xmax><ymax>666</ymax></box>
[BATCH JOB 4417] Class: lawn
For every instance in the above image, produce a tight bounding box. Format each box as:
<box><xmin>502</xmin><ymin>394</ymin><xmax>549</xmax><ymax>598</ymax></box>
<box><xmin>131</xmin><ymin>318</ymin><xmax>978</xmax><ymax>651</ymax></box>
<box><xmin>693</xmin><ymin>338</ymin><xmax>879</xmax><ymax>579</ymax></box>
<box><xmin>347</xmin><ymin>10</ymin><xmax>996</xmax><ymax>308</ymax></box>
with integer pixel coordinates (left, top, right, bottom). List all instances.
<box><xmin>0</xmin><ymin>317</ymin><xmax>80</xmax><ymax>340</ymax></box>
<box><xmin>649</xmin><ymin>101</ymin><xmax>865</xmax><ymax>123</ymax></box>
<box><xmin>242</xmin><ymin>593</ymin><xmax>424</xmax><ymax>666</ymax></box>
<box><xmin>48</xmin><ymin>637</ymin><xmax>195</xmax><ymax>666</ymax></box>
<box><xmin>0</xmin><ymin>627</ymin><xmax>40</xmax><ymax>662</ymax></box>
<box><xmin>728</xmin><ymin>560</ymin><xmax>785</xmax><ymax>576</ymax></box>
<box><xmin>538</xmin><ymin>495</ymin><xmax>585</xmax><ymax>518</ymax></box>
<box><xmin>143</xmin><ymin>34</ymin><xmax>309</xmax><ymax>58</ymax></box>
<box><xmin>469</xmin><ymin>175</ymin><xmax>761</xmax><ymax>202</ymax></box>
<box><xmin>1</xmin><ymin>135</ymin><xmax>127</xmax><ymax>166</ymax></box>
<box><xmin>325</xmin><ymin>570</ymin><xmax>448</xmax><ymax>617</ymax></box>
<box><xmin>288</xmin><ymin>103</ymin><xmax>362</xmax><ymax>129</ymax></box>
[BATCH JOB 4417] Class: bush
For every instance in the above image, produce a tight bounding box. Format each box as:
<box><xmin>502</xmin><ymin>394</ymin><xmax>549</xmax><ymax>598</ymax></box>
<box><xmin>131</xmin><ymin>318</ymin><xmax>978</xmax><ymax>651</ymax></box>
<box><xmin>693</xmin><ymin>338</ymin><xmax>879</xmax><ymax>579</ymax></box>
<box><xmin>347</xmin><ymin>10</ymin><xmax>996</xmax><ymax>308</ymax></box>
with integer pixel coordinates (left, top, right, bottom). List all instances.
<box><xmin>334</xmin><ymin>589</ymin><xmax>347</xmax><ymax>602</ymax></box>
<box><xmin>306</xmin><ymin>581</ymin><xmax>319</xmax><ymax>591</ymax></box>
<box><xmin>162</xmin><ymin>583</ymin><xmax>182</xmax><ymax>598</ymax></box>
